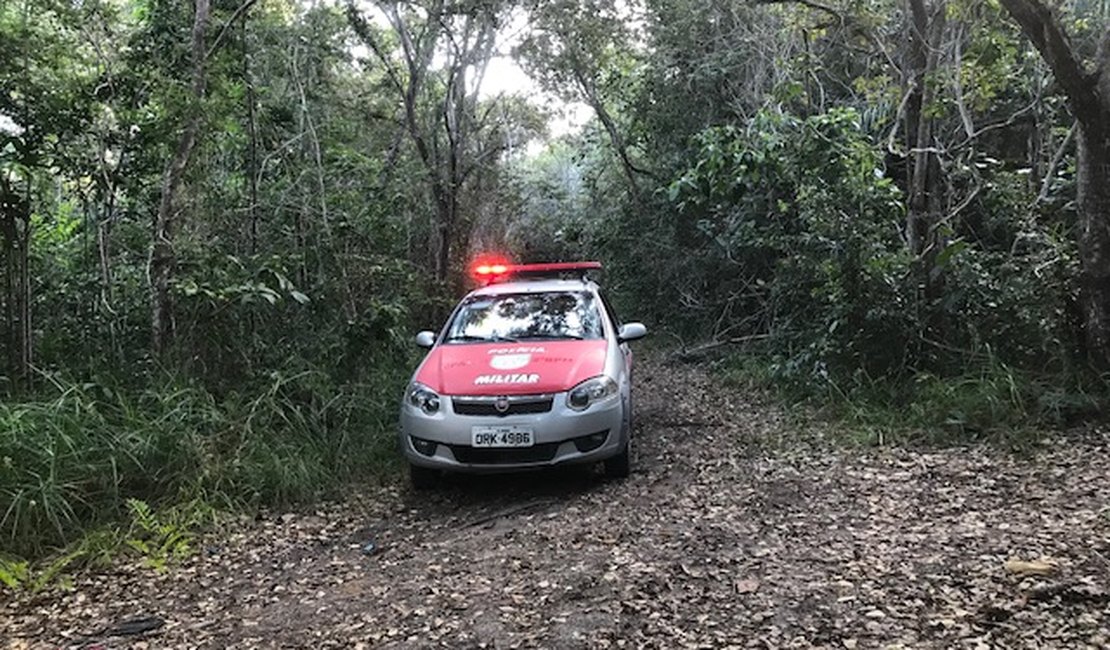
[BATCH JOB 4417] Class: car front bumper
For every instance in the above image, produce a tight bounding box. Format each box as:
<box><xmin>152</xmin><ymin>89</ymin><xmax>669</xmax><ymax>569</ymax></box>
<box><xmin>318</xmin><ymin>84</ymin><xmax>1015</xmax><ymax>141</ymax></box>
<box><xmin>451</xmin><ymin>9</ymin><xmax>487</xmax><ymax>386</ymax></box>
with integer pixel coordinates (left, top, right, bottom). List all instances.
<box><xmin>399</xmin><ymin>392</ymin><xmax>626</xmax><ymax>473</ymax></box>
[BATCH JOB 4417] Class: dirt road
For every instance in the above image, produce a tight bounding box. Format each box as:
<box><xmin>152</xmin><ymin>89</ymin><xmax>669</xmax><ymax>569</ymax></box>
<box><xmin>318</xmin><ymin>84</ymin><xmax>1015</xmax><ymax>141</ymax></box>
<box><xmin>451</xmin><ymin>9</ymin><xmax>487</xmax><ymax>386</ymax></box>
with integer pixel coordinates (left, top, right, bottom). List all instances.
<box><xmin>4</xmin><ymin>358</ymin><xmax>1109</xmax><ymax>648</ymax></box>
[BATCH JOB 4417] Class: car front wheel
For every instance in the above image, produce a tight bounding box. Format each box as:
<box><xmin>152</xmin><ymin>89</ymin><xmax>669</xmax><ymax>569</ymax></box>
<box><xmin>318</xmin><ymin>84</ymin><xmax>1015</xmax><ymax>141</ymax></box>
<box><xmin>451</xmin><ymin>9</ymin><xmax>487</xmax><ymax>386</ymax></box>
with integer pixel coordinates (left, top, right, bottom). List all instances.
<box><xmin>409</xmin><ymin>463</ymin><xmax>439</xmax><ymax>490</ymax></box>
<box><xmin>603</xmin><ymin>441</ymin><xmax>631</xmax><ymax>479</ymax></box>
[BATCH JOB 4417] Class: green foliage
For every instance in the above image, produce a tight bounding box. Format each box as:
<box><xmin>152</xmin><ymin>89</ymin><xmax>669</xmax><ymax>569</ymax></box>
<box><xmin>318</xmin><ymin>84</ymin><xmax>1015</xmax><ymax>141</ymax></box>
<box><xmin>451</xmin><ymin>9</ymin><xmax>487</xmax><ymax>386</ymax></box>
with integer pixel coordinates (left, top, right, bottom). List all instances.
<box><xmin>657</xmin><ymin>105</ymin><xmax>1095</xmax><ymax>434</ymax></box>
<box><xmin>124</xmin><ymin>498</ymin><xmax>200</xmax><ymax>573</ymax></box>
<box><xmin>0</xmin><ymin>551</ymin><xmax>81</xmax><ymax>594</ymax></box>
<box><xmin>935</xmin><ymin>238</ymin><xmax>1077</xmax><ymax>368</ymax></box>
<box><xmin>2</xmin><ymin>0</ymin><xmax>1109</xmax><ymax>580</ymax></box>
<box><xmin>497</xmin><ymin>141</ymin><xmax>595</xmax><ymax>261</ymax></box>
<box><xmin>663</xmin><ymin>108</ymin><xmax>913</xmax><ymax>379</ymax></box>
<box><xmin>0</xmin><ymin>556</ymin><xmax>30</xmax><ymax>590</ymax></box>
<box><xmin>726</xmin><ymin>350</ymin><xmax>1106</xmax><ymax>449</ymax></box>
<box><xmin>0</xmin><ymin>497</ymin><xmax>219</xmax><ymax>592</ymax></box>
<box><xmin>0</xmin><ymin>0</ymin><xmax>500</xmax><ymax>572</ymax></box>
<box><xmin>0</xmin><ymin>362</ymin><xmax>408</xmax><ymax>560</ymax></box>
<box><xmin>514</xmin><ymin>0</ymin><xmax>1108</xmax><ymax>438</ymax></box>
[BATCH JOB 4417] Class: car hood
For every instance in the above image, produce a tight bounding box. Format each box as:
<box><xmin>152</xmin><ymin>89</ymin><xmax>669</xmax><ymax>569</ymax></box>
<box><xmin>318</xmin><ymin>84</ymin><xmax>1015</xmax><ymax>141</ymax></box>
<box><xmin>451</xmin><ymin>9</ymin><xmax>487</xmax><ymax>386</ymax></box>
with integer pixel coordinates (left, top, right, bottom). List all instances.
<box><xmin>414</xmin><ymin>340</ymin><xmax>609</xmax><ymax>396</ymax></box>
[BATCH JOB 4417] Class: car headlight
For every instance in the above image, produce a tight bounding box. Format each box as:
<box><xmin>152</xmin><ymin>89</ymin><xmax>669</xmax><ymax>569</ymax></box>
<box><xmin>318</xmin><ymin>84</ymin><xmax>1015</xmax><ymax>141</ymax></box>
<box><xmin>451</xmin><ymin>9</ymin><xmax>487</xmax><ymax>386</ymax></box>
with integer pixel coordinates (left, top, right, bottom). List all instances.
<box><xmin>407</xmin><ymin>382</ymin><xmax>441</xmax><ymax>415</ymax></box>
<box><xmin>567</xmin><ymin>376</ymin><xmax>618</xmax><ymax>411</ymax></box>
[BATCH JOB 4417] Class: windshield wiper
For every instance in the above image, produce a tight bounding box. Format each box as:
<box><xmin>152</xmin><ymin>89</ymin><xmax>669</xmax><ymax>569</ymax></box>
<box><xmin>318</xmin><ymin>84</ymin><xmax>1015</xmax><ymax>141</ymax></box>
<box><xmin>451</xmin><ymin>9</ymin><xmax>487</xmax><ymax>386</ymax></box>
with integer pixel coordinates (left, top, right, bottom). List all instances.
<box><xmin>444</xmin><ymin>334</ymin><xmax>520</xmax><ymax>343</ymax></box>
<box><xmin>444</xmin><ymin>335</ymin><xmax>491</xmax><ymax>343</ymax></box>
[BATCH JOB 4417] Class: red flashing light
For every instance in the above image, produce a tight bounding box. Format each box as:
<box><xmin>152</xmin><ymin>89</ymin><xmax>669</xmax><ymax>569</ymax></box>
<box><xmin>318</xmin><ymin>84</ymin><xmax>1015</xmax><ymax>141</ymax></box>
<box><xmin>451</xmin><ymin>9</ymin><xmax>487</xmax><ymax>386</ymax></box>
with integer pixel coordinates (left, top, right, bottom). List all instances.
<box><xmin>474</xmin><ymin>263</ymin><xmax>510</xmax><ymax>276</ymax></box>
<box><xmin>470</xmin><ymin>256</ymin><xmax>513</xmax><ymax>281</ymax></box>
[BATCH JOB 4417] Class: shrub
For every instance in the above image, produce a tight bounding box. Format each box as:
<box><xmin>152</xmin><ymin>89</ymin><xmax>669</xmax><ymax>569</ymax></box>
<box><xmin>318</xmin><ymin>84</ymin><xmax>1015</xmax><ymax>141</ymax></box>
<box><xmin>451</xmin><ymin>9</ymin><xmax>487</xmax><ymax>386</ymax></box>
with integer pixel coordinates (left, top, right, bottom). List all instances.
<box><xmin>662</xmin><ymin>107</ymin><xmax>914</xmax><ymax>379</ymax></box>
<box><xmin>0</xmin><ymin>364</ymin><xmax>408</xmax><ymax>559</ymax></box>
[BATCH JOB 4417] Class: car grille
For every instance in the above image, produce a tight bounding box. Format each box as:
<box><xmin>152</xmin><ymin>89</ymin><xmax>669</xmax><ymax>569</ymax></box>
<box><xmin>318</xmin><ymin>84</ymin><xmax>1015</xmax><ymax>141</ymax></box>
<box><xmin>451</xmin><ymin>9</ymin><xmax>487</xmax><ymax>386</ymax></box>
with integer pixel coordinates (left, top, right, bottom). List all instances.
<box><xmin>448</xmin><ymin>443</ymin><xmax>560</xmax><ymax>464</ymax></box>
<box><xmin>451</xmin><ymin>395</ymin><xmax>554</xmax><ymax>417</ymax></box>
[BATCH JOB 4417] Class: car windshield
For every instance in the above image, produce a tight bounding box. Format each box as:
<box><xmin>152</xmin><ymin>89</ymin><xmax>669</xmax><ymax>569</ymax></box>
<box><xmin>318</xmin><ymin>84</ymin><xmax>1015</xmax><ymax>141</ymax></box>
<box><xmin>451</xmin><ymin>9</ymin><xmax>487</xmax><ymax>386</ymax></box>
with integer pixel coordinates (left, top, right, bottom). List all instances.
<box><xmin>445</xmin><ymin>291</ymin><xmax>604</xmax><ymax>343</ymax></box>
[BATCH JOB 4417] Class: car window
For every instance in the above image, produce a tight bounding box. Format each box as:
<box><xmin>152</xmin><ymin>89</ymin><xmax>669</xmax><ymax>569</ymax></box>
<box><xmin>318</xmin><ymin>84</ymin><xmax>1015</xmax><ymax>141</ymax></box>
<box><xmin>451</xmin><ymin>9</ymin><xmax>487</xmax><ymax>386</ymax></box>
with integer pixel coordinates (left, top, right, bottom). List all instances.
<box><xmin>445</xmin><ymin>291</ymin><xmax>604</xmax><ymax>342</ymax></box>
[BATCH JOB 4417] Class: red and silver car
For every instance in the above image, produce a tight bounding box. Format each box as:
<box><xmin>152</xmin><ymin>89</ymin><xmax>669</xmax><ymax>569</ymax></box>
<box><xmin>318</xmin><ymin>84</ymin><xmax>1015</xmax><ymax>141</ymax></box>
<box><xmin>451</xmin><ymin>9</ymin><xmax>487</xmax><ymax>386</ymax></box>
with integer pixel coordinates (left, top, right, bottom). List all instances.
<box><xmin>400</xmin><ymin>261</ymin><xmax>647</xmax><ymax>488</ymax></box>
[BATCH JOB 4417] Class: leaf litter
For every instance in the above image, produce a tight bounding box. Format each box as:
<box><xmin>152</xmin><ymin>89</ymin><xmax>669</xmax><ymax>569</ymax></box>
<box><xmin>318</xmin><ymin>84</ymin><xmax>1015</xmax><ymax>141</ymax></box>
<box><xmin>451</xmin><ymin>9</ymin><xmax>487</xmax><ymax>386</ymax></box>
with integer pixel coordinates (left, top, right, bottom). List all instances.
<box><xmin>2</xmin><ymin>356</ymin><xmax>1108</xmax><ymax>648</ymax></box>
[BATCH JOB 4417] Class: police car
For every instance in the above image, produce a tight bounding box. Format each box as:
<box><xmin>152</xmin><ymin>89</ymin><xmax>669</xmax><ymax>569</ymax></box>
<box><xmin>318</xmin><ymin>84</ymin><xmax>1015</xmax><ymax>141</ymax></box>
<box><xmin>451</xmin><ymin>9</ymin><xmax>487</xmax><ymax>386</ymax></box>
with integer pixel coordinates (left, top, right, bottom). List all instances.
<box><xmin>400</xmin><ymin>261</ymin><xmax>647</xmax><ymax>488</ymax></box>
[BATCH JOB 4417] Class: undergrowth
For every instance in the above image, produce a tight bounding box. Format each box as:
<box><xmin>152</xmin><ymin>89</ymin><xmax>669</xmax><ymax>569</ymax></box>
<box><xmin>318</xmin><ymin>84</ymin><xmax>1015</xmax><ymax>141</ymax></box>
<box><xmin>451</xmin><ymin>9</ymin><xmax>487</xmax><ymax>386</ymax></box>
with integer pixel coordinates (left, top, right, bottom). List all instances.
<box><xmin>0</xmin><ymin>365</ymin><xmax>409</xmax><ymax>573</ymax></box>
<box><xmin>723</xmin><ymin>352</ymin><xmax>1109</xmax><ymax>449</ymax></box>
<box><xmin>0</xmin><ymin>497</ymin><xmax>218</xmax><ymax>593</ymax></box>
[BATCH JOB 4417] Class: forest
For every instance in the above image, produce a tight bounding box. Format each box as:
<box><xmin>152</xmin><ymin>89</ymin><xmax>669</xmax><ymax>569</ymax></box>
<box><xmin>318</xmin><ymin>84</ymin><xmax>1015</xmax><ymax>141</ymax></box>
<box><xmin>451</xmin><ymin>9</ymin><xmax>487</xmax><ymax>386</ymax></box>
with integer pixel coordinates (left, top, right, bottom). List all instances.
<box><xmin>1</xmin><ymin>0</ymin><xmax>1109</xmax><ymax>570</ymax></box>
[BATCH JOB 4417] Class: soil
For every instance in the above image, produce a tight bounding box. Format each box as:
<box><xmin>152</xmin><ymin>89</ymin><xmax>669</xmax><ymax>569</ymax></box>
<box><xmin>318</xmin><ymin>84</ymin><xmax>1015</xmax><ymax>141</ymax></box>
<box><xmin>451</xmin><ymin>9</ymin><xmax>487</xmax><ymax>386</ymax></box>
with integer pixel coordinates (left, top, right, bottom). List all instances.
<box><xmin>3</xmin><ymin>356</ymin><xmax>1109</xmax><ymax>649</ymax></box>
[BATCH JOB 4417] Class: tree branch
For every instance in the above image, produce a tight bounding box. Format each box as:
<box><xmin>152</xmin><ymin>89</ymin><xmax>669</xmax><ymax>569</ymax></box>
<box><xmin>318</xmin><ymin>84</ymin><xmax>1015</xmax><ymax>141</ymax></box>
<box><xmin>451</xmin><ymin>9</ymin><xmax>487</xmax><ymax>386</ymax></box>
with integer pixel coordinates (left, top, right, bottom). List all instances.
<box><xmin>951</xmin><ymin>95</ymin><xmax>1040</xmax><ymax>150</ymax></box>
<box><xmin>951</xmin><ymin>22</ymin><xmax>975</xmax><ymax>139</ymax></box>
<box><xmin>1036</xmin><ymin>121</ymin><xmax>1076</xmax><ymax>204</ymax></box>
<box><xmin>997</xmin><ymin>0</ymin><xmax>1100</xmax><ymax>122</ymax></box>
<box><xmin>345</xmin><ymin>3</ymin><xmax>406</xmax><ymax>95</ymax></box>
<box><xmin>753</xmin><ymin>0</ymin><xmax>844</xmax><ymax>24</ymax></box>
<box><xmin>207</xmin><ymin>0</ymin><xmax>260</xmax><ymax>59</ymax></box>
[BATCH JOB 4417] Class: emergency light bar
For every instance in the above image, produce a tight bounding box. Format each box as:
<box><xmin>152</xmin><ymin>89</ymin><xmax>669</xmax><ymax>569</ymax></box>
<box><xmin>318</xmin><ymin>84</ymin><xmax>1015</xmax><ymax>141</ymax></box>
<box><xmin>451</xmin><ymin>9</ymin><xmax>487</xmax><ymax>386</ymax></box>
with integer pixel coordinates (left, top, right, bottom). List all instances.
<box><xmin>470</xmin><ymin>261</ymin><xmax>603</xmax><ymax>284</ymax></box>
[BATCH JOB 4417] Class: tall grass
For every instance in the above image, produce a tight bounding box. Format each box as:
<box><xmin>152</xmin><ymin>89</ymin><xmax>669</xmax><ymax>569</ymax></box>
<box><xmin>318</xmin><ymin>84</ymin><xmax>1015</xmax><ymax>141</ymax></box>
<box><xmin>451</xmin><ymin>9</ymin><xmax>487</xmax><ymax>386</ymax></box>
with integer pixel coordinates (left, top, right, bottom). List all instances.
<box><xmin>0</xmin><ymin>368</ymin><xmax>406</xmax><ymax>559</ymax></box>
<box><xmin>723</xmin><ymin>352</ymin><xmax>1108</xmax><ymax>448</ymax></box>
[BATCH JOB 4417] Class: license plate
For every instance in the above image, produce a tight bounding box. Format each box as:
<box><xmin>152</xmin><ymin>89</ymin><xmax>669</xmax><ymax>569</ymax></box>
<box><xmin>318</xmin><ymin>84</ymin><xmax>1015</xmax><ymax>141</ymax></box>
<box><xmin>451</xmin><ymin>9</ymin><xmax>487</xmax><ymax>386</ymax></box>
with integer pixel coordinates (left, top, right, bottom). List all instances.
<box><xmin>471</xmin><ymin>425</ymin><xmax>534</xmax><ymax>448</ymax></box>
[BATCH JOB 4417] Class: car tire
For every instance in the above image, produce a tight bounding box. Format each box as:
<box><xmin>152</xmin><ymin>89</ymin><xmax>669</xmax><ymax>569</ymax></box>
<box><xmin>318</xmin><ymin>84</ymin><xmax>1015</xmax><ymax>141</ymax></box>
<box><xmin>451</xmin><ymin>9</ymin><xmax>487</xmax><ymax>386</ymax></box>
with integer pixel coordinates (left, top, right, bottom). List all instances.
<box><xmin>409</xmin><ymin>464</ymin><xmax>439</xmax><ymax>490</ymax></box>
<box><xmin>626</xmin><ymin>391</ymin><xmax>634</xmax><ymax>433</ymax></box>
<box><xmin>603</xmin><ymin>442</ymin><xmax>631</xmax><ymax>479</ymax></box>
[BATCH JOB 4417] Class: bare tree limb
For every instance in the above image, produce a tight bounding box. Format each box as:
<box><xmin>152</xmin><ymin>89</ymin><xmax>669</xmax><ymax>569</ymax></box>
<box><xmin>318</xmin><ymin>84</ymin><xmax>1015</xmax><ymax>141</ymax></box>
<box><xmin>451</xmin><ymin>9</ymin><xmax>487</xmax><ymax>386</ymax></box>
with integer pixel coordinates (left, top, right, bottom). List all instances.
<box><xmin>672</xmin><ymin>334</ymin><xmax>773</xmax><ymax>362</ymax></box>
<box><xmin>346</xmin><ymin>4</ymin><xmax>407</xmax><ymax>95</ymax></box>
<box><xmin>149</xmin><ymin>0</ymin><xmax>211</xmax><ymax>355</ymax></box>
<box><xmin>950</xmin><ymin>23</ymin><xmax>975</xmax><ymax>139</ymax></box>
<box><xmin>951</xmin><ymin>96</ymin><xmax>1040</xmax><ymax>150</ymax></box>
<box><xmin>207</xmin><ymin>0</ymin><xmax>261</xmax><ymax>59</ymax></box>
<box><xmin>1036</xmin><ymin>121</ymin><xmax>1076</xmax><ymax>204</ymax></box>
<box><xmin>570</xmin><ymin>62</ymin><xmax>656</xmax><ymax>189</ymax></box>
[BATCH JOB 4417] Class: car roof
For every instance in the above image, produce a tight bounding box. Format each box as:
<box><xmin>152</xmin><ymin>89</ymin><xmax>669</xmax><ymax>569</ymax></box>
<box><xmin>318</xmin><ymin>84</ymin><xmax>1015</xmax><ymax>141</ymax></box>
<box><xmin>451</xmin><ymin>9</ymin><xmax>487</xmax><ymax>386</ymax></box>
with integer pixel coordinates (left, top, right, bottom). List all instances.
<box><xmin>468</xmin><ymin>278</ymin><xmax>598</xmax><ymax>298</ymax></box>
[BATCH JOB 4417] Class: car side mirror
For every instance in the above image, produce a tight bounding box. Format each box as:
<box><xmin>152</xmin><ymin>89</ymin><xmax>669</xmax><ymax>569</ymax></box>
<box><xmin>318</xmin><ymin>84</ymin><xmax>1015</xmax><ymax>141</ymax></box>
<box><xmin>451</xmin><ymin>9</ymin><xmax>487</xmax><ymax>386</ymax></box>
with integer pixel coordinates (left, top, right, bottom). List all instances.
<box><xmin>618</xmin><ymin>322</ymin><xmax>647</xmax><ymax>343</ymax></box>
<box><xmin>414</xmin><ymin>331</ymin><xmax>436</xmax><ymax>348</ymax></box>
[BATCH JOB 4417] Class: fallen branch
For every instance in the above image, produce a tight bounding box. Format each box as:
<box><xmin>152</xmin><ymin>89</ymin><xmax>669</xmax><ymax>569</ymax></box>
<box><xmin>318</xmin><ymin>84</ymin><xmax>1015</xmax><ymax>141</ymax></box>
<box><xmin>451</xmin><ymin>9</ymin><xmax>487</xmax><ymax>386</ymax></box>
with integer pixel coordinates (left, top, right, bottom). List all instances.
<box><xmin>84</xmin><ymin>616</ymin><xmax>165</xmax><ymax>641</ymax></box>
<box><xmin>655</xmin><ymin>420</ymin><xmax>712</xmax><ymax>428</ymax></box>
<box><xmin>1022</xmin><ymin>582</ymin><xmax>1110</xmax><ymax>606</ymax></box>
<box><xmin>673</xmin><ymin>334</ymin><xmax>771</xmax><ymax>362</ymax></box>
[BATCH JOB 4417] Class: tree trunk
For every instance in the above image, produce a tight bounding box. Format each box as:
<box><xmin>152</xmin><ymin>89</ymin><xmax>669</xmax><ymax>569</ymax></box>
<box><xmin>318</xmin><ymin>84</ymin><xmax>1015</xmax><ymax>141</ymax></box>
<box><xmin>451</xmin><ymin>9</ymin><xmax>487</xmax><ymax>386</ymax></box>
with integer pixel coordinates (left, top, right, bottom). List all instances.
<box><xmin>998</xmin><ymin>0</ymin><xmax>1110</xmax><ymax>366</ymax></box>
<box><xmin>16</xmin><ymin>214</ymin><xmax>29</xmax><ymax>383</ymax></box>
<box><xmin>902</xmin><ymin>0</ymin><xmax>948</xmax><ymax>358</ymax></box>
<box><xmin>903</xmin><ymin>0</ymin><xmax>946</xmax><ymax>260</ymax></box>
<box><xmin>243</xmin><ymin>16</ymin><xmax>260</xmax><ymax>256</ymax></box>
<box><xmin>432</xmin><ymin>186</ymin><xmax>456</xmax><ymax>284</ymax></box>
<box><xmin>1076</xmin><ymin>124</ymin><xmax>1110</xmax><ymax>365</ymax></box>
<box><xmin>570</xmin><ymin>63</ymin><xmax>648</xmax><ymax>198</ymax></box>
<box><xmin>0</xmin><ymin>173</ymin><xmax>31</xmax><ymax>386</ymax></box>
<box><xmin>149</xmin><ymin>0</ymin><xmax>210</xmax><ymax>357</ymax></box>
<box><xmin>2</xmin><ymin>224</ymin><xmax>10</xmax><ymax>380</ymax></box>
